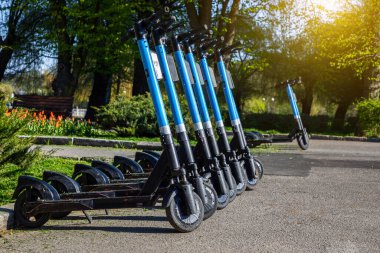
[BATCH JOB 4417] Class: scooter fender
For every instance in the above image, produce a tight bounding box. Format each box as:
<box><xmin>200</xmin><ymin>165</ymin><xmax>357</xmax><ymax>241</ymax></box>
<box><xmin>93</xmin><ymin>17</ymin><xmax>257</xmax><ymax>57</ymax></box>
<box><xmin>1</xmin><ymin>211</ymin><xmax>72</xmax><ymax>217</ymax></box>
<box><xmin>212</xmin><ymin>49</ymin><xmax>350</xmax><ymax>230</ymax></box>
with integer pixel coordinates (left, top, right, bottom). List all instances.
<box><xmin>91</xmin><ymin>160</ymin><xmax>125</xmax><ymax>180</ymax></box>
<box><xmin>12</xmin><ymin>175</ymin><xmax>60</xmax><ymax>200</ymax></box>
<box><xmin>135</xmin><ymin>152</ymin><xmax>159</xmax><ymax>166</ymax></box>
<box><xmin>161</xmin><ymin>185</ymin><xmax>178</xmax><ymax>208</ymax></box>
<box><xmin>141</xmin><ymin>150</ymin><xmax>161</xmax><ymax>159</ymax></box>
<box><xmin>72</xmin><ymin>164</ymin><xmax>110</xmax><ymax>184</ymax></box>
<box><xmin>42</xmin><ymin>171</ymin><xmax>81</xmax><ymax>193</ymax></box>
<box><xmin>113</xmin><ymin>156</ymin><xmax>144</xmax><ymax>173</ymax></box>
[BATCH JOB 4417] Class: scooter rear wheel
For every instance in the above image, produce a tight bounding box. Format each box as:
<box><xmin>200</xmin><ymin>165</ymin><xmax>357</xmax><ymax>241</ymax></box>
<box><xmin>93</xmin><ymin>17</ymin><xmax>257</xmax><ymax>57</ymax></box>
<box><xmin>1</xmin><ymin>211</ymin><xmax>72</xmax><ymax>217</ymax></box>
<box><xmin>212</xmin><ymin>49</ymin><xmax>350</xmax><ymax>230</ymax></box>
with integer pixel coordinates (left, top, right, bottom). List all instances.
<box><xmin>49</xmin><ymin>181</ymin><xmax>71</xmax><ymax>219</ymax></box>
<box><xmin>166</xmin><ymin>192</ymin><xmax>204</xmax><ymax>233</ymax></box>
<box><xmin>14</xmin><ymin>190</ymin><xmax>50</xmax><ymax>228</ymax></box>
<box><xmin>202</xmin><ymin>183</ymin><xmax>218</xmax><ymax>220</ymax></box>
<box><xmin>297</xmin><ymin>130</ymin><xmax>309</xmax><ymax>150</ymax></box>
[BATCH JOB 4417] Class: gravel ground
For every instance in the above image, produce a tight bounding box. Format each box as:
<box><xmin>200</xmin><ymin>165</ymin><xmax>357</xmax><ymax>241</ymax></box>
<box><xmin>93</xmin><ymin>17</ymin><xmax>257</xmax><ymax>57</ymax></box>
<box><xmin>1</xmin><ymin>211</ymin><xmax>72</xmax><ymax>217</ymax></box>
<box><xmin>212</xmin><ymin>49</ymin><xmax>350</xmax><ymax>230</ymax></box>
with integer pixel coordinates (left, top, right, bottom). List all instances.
<box><xmin>1</xmin><ymin>140</ymin><xmax>379</xmax><ymax>253</ymax></box>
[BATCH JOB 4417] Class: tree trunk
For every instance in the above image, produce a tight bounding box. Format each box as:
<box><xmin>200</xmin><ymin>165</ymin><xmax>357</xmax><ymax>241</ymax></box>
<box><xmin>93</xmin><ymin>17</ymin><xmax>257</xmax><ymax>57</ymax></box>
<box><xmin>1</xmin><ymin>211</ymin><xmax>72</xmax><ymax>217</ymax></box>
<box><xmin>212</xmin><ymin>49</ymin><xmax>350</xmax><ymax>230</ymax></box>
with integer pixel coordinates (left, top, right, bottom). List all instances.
<box><xmin>0</xmin><ymin>48</ymin><xmax>13</xmax><ymax>81</ymax></box>
<box><xmin>50</xmin><ymin>0</ymin><xmax>76</xmax><ymax>96</ymax></box>
<box><xmin>51</xmin><ymin>56</ymin><xmax>75</xmax><ymax>96</ymax></box>
<box><xmin>85</xmin><ymin>63</ymin><xmax>112</xmax><ymax>120</ymax></box>
<box><xmin>132</xmin><ymin>58</ymin><xmax>149</xmax><ymax>96</ymax></box>
<box><xmin>301</xmin><ymin>84</ymin><xmax>313</xmax><ymax>115</ymax></box>
<box><xmin>332</xmin><ymin>100</ymin><xmax>350</xmax><ymax>130</ymax></box>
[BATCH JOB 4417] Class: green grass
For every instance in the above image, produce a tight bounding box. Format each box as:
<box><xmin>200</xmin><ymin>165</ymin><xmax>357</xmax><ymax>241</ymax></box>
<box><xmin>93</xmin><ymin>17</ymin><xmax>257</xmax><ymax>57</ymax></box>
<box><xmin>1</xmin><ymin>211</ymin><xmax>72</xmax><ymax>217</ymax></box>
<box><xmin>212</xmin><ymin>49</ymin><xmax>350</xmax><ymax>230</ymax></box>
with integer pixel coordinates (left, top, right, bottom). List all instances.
<box><xmin>0</xmin><ymin>157</ymin><xmax>89</xmax><ymax>206</ymax></box>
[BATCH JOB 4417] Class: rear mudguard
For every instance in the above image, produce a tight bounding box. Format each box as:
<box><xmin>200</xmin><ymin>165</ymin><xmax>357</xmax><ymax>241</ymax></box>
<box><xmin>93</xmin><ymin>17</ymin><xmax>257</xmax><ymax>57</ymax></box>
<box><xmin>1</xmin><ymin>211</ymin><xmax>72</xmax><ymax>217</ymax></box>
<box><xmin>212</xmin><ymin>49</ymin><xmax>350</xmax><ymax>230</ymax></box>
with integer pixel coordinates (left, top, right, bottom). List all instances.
<box><xmin>72</xmin><ymin>164</ymin><xmax>110</xmax><ymax>184</ymax></box>
<box><xmin>135</xmin><ymin>151</ymin><xmax>159</xmax><ymax>166</ymax></box>
<box><xmin>12</xmin><ymin>176</ymin><xmax>60</xmax><ymax>200</ymax></box>
<box><xmin>113</xmin><ymin>156</ymin><xmax>144</xmax><ymax>174</ymax></box>
<box><xmin>91</xmin><ymin>160</ymin><xmax>125</xmax><ymax>180</ymax></box>
<box><xmin>141</xmin><ymin>150</ymin><xmax>161</xmax><ymax>159</ymax></box>
<box><xmin>43</xmin><ymin>171</ymin><xmax>81</xmax><ymax>193</ymax></box>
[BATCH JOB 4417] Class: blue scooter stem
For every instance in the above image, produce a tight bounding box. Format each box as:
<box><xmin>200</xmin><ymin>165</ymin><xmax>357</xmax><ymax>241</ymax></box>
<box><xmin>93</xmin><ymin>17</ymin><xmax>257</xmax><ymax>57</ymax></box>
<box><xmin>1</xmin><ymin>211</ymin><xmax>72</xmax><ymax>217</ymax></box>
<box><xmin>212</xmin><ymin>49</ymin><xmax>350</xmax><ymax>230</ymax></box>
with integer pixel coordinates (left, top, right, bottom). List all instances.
<box><xmin>286</xmin><ymin>84</ymin><xmax>304</xmax><ymax>130</ymax></box>
<box><xmin>152</xmin><ymin>29</ymin><xmax>208</xmax><ymax>206</ymax></box>
<box><xmin>135</xmin><ymin>24</ymin><xmax>197</xmax><ymax>214</ymax></box>
<box><xmin>215</xmin><ymin>52</ymin><xmax>258</xmax><ymax>182</ymax></box>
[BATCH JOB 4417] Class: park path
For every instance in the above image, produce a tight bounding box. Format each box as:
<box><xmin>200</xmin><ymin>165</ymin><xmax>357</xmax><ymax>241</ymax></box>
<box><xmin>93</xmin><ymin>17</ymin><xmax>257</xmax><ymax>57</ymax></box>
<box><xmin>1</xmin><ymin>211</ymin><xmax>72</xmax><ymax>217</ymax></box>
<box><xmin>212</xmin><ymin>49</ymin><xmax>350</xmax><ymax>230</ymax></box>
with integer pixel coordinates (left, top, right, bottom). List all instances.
<box><xmin>0</xmin><ymin>140</ymin><xmax>379</xmax><ymax>253</ymax></box>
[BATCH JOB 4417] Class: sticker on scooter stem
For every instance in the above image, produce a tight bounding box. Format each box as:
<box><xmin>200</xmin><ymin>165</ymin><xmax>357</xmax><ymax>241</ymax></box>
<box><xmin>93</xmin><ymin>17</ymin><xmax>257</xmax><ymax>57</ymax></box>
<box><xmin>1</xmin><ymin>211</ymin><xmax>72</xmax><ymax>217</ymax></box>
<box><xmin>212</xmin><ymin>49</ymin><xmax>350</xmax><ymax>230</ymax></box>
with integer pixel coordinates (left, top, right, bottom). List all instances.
<box><xmin>226</xmin><ymin>70</ymin><xmax>235</xmax><ymax>89</ymax></box>
<box><xmin>150</xmin><ymin>51</ymin><xmax>163</xmax><ymax>80</ymax></box>
<box><xmin>208</xmin><ymin>67</ymin><xmax>218</xmax><ymax>88</ymax></box>
<box><xmin>166</xmin><ymin>54</ymin><xmax>179</xmax><ymax>82</ymax></box>
<box><xmin>196</xmin><ymin>63</ymin><xmax>205</xmax><ymax>85</ymax></box>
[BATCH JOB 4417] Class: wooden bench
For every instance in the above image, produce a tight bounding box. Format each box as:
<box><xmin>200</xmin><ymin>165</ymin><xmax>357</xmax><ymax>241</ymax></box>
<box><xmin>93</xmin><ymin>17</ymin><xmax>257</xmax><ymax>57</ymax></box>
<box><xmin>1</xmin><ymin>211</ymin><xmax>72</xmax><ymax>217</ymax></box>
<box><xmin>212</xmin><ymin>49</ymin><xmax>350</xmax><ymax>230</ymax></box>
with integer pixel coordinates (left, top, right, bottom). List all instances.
<box><xmin>13</xmin><ymin>95</ymin><xmax>74</xmax><ymax>117</ymax></box>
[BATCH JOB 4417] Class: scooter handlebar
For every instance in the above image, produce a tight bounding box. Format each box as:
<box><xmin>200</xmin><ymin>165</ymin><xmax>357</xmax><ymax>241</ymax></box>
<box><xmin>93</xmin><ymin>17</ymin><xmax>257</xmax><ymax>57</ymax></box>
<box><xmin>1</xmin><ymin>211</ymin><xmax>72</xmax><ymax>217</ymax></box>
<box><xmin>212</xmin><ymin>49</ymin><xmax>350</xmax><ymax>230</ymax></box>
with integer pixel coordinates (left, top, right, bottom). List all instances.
<box><xmin>220</xmin><ymin>40</ymin><xmax>243</xmax><ymax>55</ymax></box>
<box><xmin>199</xmin><ymin>37</ymin><xmax>223</xmax><ymax>51</ymax></box>
<box><xmin>176</xmin><ymin>24</ymin><xmax>209</xmax><ymax>42</ymax></box>
<box><xmin>275</xmin><ymin>77</ymin><xmax>302</xmax><ymax>88</ymax></box>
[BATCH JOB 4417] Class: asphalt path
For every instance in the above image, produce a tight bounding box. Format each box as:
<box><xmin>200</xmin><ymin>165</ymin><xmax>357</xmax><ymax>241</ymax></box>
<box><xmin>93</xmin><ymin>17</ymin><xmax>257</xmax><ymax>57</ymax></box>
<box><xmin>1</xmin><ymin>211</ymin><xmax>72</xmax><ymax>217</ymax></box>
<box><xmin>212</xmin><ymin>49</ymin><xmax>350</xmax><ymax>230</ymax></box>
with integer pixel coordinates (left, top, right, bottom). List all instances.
<box><xmin>1</xmin><ymin>140</ymin><xmax>379</xmax><ymax>252</ymax></box>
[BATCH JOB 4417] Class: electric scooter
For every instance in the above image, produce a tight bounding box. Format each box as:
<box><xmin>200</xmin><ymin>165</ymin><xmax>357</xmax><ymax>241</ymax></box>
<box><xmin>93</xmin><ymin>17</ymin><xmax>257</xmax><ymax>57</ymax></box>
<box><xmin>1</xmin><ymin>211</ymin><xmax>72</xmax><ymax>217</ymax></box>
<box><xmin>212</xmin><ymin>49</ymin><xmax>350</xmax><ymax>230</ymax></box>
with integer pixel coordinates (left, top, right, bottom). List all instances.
<box><xmin>271</xmin><ymin>77</ymin><xmax>310</xmax><ymax>150</ymax></box>
<box><xmin>181</xmin><ymin>36</ymin><xmax>246</xmax><ymax>197</ymax></box>
<box><xmin>210</xmin><ymin>43</ymin><xmax>264</xmax><ymax>185</ymax></box>
<box><xmin>170</xmin><ymin>30</ymin><xmax>232</xmax><ymax>209</ymax></box>
<box><xmin>12</xmin><ymin>7</ymin><xmax>204</xmax><ymax>233</ymax></box>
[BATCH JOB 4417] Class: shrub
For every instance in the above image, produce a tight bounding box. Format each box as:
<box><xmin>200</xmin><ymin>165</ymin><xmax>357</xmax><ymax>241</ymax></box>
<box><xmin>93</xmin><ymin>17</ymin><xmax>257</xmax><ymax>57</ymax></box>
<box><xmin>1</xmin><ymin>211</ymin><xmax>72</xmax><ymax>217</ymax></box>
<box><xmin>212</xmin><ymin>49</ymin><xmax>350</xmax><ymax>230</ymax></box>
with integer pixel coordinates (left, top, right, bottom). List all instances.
<box><xmin>95</xmin><ymin>94</ymin><xmax>195</xmax><ymax>138</ymax></box>
<box><xmin>0</xmin><ymin>99</ymin><xmax>40</xmax><ymax>169</ymax></box>
<box><xmin>96</xmin><ymin>94</ymin><xmax>158</xmax><ymax>137</ymax></box>
<box><xmin>356</xmin><ymin>98</ymin><xmax>380</xmax><ymax>137</ymax></box>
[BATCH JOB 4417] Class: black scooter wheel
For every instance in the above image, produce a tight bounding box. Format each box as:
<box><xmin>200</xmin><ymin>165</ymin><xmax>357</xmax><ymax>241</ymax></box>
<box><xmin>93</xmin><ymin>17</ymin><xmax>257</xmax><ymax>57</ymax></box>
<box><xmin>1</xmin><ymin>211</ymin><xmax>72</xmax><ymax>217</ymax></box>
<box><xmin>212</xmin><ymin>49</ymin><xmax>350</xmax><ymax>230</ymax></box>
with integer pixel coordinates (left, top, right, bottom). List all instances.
<box><xmin>202</xmin><ymin>183</ymin><xmax>218</xmax><ymax>220</ymax></box>
<box><xmin>228</xmin><ymin>176</ymin><xmax>237</xmax><ymax>203</ymax></box>
<box><xmin>297</xmin><ymin>130</ymin><xmax>309</xmax><ymax>150</ymax></box>
<box><xmin>166</xmin><ymin>192</ymin><xmax>204</xmax><ymax>233</ymax></box>
<box><xmin>210</xmin><ymin>176</ymin><xmax>230</xmax><ymax>210</ymax></box>
<box><xmin>254</xmin><ymin>158</ymin><xmax>264</xmax><ymax>179</ymax></box>
<box><xmin>14</xmin><ymin>190</ymin><xmax>50</xmax><ymax>228</ymax></box>
<box><xmin>241</xmin><ymin>162</ymin><xmax>258</xmax><ymax>191</ymax></box>
<box><xmin>49</xmin><ymin>181</ymin><xmax>71</xmax><ymax>219</ymax></box>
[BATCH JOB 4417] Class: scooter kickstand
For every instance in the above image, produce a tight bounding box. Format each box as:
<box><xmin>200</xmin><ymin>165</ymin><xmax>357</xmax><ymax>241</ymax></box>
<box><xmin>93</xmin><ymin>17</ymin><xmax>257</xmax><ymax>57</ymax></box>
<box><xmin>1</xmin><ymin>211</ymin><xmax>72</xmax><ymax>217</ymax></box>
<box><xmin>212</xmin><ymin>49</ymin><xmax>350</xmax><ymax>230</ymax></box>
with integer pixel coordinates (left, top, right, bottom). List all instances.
<box><xmin>83</xmin><ymin>210</ymin><xmax>93</xmax><ymax>224</ymax></box>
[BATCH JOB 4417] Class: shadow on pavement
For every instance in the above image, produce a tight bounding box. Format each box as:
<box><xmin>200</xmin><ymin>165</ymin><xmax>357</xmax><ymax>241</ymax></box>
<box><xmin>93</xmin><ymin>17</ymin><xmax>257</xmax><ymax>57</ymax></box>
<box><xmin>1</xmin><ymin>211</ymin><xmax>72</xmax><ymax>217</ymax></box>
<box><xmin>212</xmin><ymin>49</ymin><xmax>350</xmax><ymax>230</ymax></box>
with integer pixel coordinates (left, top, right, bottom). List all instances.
<box><xmin>57</xmin><ymin>215</ymin><xmax>167</xmax><ymax>222</ymax></box>
<box><xmin>40</xmin><ymin>225</ymin><xmax>175</xmax><ymax>234</ymax></box>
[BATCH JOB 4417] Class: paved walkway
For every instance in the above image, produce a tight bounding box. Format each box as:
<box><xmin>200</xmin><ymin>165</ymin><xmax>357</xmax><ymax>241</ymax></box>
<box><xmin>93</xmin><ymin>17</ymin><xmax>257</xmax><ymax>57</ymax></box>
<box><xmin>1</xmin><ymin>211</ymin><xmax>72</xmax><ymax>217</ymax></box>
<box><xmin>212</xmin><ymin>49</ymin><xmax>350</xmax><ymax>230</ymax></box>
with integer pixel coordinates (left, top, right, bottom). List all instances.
<box><xmin>1</xmin><ymin>140</ymin><xmax>379</xmax><ymax>252</ymax></box>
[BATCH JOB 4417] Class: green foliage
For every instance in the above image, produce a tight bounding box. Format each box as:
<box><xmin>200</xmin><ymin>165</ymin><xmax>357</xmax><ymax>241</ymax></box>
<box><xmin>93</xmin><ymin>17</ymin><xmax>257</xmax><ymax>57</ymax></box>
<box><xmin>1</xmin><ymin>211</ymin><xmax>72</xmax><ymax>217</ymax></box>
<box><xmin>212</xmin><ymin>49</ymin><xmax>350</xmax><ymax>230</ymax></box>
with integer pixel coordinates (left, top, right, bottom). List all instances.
<box><xmin>96</xmin><ymin>94</ymin><xmax>158</xmax><ymax>137</ymax></box>
<box><xmin>0</xmin><ymin>83</ymin><xmax>13</xmax><ymax>102</ymax></box>
<box><xmin>0</xmin><ymin>99</ymin><xmax>40</xmax><ymax>170</ymax></box>
<box><xmin>314</xmin><ymin>0</ymin><xmax>380</xmax><ymax>78</ymax></box>
<box><xmin>95</xmin><ymin>94</ymin><xmax>195</xmax><ymax>138</ymax></box>
<box><xmin>243</xmin><ymin>97</ymin><xmax>266</xmax><ymax>113</ymax></box>
<box><xmin>356</xmin><ymin>98</ymin><xmax>380</xmax><ymax>137</ymax></box>
<box><xmin>242</xmin><ymin>112</ymin><xmax>357</xmax><ymax>135</ymax></box>
<box><xmin>0</xmin><ymin>157</ymin><xmax>89</xmax><ymax>205</ymax></box>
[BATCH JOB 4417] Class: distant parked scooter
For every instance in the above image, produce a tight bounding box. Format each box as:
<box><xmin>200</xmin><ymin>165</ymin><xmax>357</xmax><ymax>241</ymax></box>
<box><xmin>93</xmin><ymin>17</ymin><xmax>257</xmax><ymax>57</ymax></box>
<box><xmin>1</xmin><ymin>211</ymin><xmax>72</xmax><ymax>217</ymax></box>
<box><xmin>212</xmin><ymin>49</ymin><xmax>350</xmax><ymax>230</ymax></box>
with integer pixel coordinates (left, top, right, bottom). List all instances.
<box><xmin>271</xmin><ymin>77</ymin><xmax>310</xmax><ymax>150</ymax></box>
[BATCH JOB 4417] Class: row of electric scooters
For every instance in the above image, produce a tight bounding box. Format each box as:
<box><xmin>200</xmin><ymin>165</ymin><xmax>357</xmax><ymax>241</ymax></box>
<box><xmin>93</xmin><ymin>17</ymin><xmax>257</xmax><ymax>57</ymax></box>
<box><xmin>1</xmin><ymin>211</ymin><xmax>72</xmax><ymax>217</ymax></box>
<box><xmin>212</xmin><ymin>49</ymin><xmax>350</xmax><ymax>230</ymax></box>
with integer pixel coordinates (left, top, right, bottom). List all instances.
<box><xmin>14</xmin><ymin>4</ymin><xmax>269</xmax><ymax>233</ymax></box>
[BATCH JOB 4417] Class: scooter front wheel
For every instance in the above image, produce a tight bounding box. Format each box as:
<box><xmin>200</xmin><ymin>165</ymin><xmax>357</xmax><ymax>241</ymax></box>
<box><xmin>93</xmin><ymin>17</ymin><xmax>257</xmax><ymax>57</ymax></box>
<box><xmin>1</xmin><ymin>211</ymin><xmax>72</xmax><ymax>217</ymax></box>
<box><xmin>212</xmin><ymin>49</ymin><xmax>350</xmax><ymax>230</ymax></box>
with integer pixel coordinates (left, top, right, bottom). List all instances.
<box><xmin>297</xmin><ymin>129</ymin><xmax>310</xmax><ymax>150</ymax></box>
<box><xmin>166</xmin><ymin>191</ymin><xmax>204</xmax><ymax>233</ymax></box>
<box><xmin>14</xmin><ymin>190</ymin><xmax>50</xmax><ymax>228</ymax></box>
<box><xmin>202</xmin><ymin>183</ymin><xmax>218</xmax><ymax>220</ymax></box>
<box><xmin>254</xmin><ymin>158</ymin><xmax>264</xmax><ymax>179</ymax></box>
<box><xmin>228</xmin><ymin>176</ymin><xmax>237</xmax><ymax>203</ymax></box>
<box><xmin>241</xmin><ymin>161</ymin><xmax>258</xmax><ymax>191</ymax></box>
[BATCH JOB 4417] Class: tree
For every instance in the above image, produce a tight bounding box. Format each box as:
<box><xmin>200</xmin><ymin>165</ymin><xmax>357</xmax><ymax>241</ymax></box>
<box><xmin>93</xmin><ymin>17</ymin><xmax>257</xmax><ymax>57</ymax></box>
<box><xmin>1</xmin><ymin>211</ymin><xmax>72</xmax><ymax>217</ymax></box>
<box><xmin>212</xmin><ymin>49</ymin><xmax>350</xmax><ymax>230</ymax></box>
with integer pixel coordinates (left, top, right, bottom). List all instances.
<box><xmin>0</xmin><ymin>0</ymin><xmax>47</xmax><ymax>81</ymax></box>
